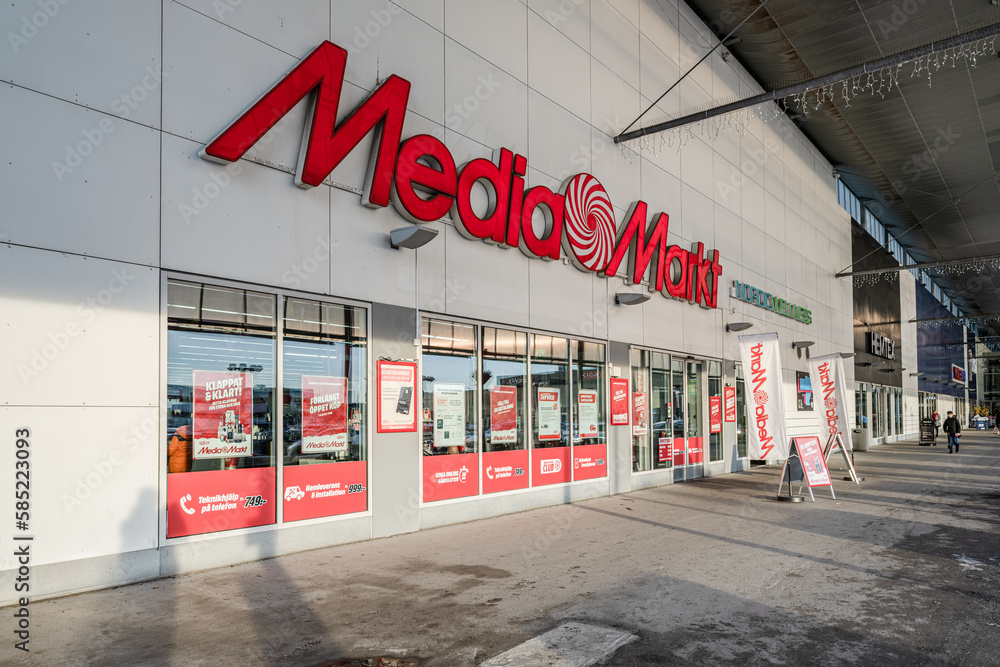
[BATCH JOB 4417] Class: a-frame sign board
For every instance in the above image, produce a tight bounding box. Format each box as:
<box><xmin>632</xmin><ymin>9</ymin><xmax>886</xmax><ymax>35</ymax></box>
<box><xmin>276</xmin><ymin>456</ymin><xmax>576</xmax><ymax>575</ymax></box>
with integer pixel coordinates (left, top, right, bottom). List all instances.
<box><xmin>823</xmin><ymin>433</ymin><xmax>860</xmax><ymax>484</ymax></box>
<box><xmin>777</xmin><ymin>436</ymin><xmax>835</xmax><ymax>502</ymax></box>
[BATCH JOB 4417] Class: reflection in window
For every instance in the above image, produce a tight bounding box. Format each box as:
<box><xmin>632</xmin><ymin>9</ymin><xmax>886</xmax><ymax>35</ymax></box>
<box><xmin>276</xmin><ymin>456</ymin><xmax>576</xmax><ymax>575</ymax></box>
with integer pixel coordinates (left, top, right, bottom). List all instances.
<box><xmin>166</xmin><ymin>280</ymin><xmax>276</xmax><ymax>476</ymax></box>
<box><xmin>422</xmin><ymin>319</ymin><xmax>478</xmax><ymax>456</ymax></box>
<box><xmin>282</xmin><ymin>299</ymin><xmax>367</xmax><ymax>467</ymax></box>
<box><xmin>531</xmin><ymin>334</ymin><xmax>569</xmax><ymax>448</ymax></box>
<box><xmin>709</xmin><ymin>361</ymin><xmax>723</xmax><ymax>462</ymax></box>
<box><xmin>573</xmin><ymin>340</ymin><xmax>606</xmax><ymax>446</ymax></box>
<box><xmin>630</xmin><ymin>349</ymin><xmax>650</xmax><ymax>472</ymax></box>
<box><xmin>482</xmin><ymin>328</ymin><xmax>527</xmax><ymax>452</ymax></box>
<box><xmin>736</xmin><ymin>363</ymin><xmax>748</xmax><ymax>458</ymax></box>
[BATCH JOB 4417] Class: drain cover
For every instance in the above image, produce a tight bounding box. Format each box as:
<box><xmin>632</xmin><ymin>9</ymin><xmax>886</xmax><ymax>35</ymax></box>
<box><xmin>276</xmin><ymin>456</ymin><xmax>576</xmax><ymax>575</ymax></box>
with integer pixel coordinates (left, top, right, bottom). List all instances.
<box><xmin>316</xmin><ymin>659</ymin><xmax>420</xmax><ymax>667</ymax></box>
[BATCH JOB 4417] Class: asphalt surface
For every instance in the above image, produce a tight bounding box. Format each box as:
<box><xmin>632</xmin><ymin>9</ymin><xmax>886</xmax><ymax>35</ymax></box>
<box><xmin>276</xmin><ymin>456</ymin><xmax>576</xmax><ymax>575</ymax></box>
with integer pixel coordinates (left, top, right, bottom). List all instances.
<box><xmin>8</xmin><ymin>433</ymin><xmax>1000</xmax><ymax>666</ymax></box>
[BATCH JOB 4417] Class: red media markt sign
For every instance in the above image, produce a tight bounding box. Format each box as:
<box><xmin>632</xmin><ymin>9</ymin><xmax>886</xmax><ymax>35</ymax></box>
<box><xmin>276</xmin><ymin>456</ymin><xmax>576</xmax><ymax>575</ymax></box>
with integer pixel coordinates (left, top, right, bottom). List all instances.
<box><xmin>200</xmin><ymin>41</ymin><xmax>723</xmax><ymax>309</ymax></box>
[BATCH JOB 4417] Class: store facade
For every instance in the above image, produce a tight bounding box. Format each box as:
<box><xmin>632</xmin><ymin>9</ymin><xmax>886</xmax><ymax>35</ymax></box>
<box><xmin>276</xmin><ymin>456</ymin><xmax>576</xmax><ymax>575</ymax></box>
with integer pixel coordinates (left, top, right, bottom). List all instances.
<box><xmin>0</xmin><ymin>0</ymin><xmax>853</xmax><ymax>603</ymax></box>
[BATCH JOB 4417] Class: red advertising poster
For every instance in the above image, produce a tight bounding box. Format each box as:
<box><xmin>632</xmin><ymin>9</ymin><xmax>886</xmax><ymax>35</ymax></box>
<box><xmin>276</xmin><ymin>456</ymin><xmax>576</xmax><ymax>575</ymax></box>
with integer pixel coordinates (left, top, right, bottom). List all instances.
<box><xmin>673</xmin><ymin>438</ymin><xmax>686</xmax><ymax>467</ymax></box>
<box><xmin>687</xmin><ymin>437</ymin><xmax>704</xmax><ymax>465</ymax></box>
<box><xmin>610</xmin><ymin>378</ymin><xmax>630</xmax><ymax>425</ymax></box>
<box><xmin>422</xmin><ymin>453</ymin><xmax>478</xmax><ymax>502</ymax></box>
<box><xmin>794</xmin><ymin>436</ymin><xmax>832</xmax><ymax>487</ymax></box>
<box><xmin>573</xmin><ymin>443</ymin><xmax>607</xmax><ymax>481</ymax></box>
<box><xmin>377</xmin><ymin>360</ymin><xmax>418</xmax><ymax>433</ymax></box>
<box><xmin>301</xmin><ymin>375</ymin><xmax>348</xmax><ymax>453</ymax></box>
<box><xmin>167</xmin><ymin>467</ymin><xmax>275</xmax><ymax>538</ymax></box>
<box><xmin>282</xmin><ymin>461</ymin><xmax>367</xmax><ymax>522</ymax></box>
<box><xmin>709</xmin><ymin>396</ymin><xmax>722</xmax><ymax>434</ymax></box>
<box><xmin>532</xmin><ymin>446</ymin><xmax>571</xmax><ymax>486</ymax></box>
<box><xmin>658</xmin><ymin>436</ymin><xmax>673</xmax><ymax>463</ymax></box>
<box><xmin>632</xmin><ymin>392</ymin><xmax>648</xmax><ymax>437</ymax></box>
<box><xmin>724</xmin><ymin>386</ymin><xmax>737</xmax><ymax>422</ymax></box>
<box><xmin>192</xmin><ymin>371</ymin><xmax>254</xmax><ymax>460</ymax></box>
<box><xmin>490</xmin><ymin>386</ymin><xmax>518</xmax><ymax>445</ymax></box>
<box><xmin>482</xmin><ymin>449</ymin><xmax>530</xmax><ymax>494</ymax></box>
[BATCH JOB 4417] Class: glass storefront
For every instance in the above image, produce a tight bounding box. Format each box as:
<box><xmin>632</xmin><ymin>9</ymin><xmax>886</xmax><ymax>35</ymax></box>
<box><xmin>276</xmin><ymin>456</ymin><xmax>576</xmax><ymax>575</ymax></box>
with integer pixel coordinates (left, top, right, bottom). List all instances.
<box><xmin>735</xmin><ymin>364</ymin><xmax>748</xmax><ymax>459</ymax></box>
<box><xmin>420</xmin><ymin>317</ymin><xmax>607</xmax><ymax>499</ymax></box>
<box><xmin>166</xmin><ymin>280</ymin><xmax>369</xmax><ymax>538</ymax></box>
<box><xmin>708</xmin><ymin>361</ymin><xmax>723</xmax><ymax>462</ymax></box>
<box><xmin>631</xmin><ymin>350</ymin><xmax>672</xmax><ymax>472</ymax></box>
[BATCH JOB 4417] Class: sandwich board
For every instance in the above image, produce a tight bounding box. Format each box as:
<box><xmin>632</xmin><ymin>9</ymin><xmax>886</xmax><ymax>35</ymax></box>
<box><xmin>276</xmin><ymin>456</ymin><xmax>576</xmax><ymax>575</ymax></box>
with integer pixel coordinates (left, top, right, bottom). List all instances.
<box><xmin>823</xmin><ymin>433</ymin><xmax>861</xmax><ymax>484</ymax></box>
<box><xmin>777</xmin><ymin>436</ymin><xmax>834</xmax><ymax>502</ymax></box>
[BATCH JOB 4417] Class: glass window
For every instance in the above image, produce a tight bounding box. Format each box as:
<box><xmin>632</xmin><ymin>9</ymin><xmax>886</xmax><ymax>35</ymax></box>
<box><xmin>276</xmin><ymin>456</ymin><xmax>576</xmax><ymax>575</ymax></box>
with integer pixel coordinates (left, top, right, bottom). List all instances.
<box><xmin>572</xmin><ymin>340</ymin><xmax>606</xmax><ymax>446</ymax></box>
<box><xmin>421</xmin><ymin>319</ymin><xmax>478</xmax><ymax>456</ymax></box>
<box><xmin>736</xmin><ymin>363</ymin><xmax>748</xmax><ymax>459</ymax></box>
<box><xmin>531</xmin><ymin>334</ymin><xmax>570</xmax><ymax>448</ymax></box>
<box><xmin>281</xmin><ymin>298</ymin><xmax>368</xmax><ymax>521</ymax></box>
<box><xmin>166</xmin><ymin>280</ymin><xmax>277</xmax><ymax>538</ymax></box>
<box><xmin>630</xmin><ymin>349</ymin><xmax>651</xmax><ymax>472</ymax></box>
<box><xmin>709</xmin><ymin>361</ymin><xmax>723</xmax><ymax>462</ymax></box>
<box><xmin>650</xmin><ymin>352</ymin><xmax>672</xmax><ymax>469</ymax></box>
<box><xmin>482</xmin><ymin>327</ymin><xmax>527</xmax><ymax>452</ymax></box>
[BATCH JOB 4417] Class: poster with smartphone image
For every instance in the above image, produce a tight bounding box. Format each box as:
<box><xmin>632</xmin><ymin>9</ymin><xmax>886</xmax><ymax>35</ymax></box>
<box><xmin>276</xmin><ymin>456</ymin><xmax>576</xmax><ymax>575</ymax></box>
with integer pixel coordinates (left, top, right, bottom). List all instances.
<box><xmin>377</xmin><ymin>360</ymin><xmax>418</xmax><ymax>433</ymax></box>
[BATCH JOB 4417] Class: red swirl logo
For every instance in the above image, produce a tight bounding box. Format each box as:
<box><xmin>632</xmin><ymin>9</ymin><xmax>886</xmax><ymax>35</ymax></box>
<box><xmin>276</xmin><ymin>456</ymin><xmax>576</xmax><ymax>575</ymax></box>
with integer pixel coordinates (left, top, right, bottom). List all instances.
<box><xmin>753</xmin><ymin>389</ymin><xmax>768</xmax><ymax>406</ymax></box>
<box><xmin>825</xmin><ymin>397</ymin><xmax>837</xmax><ymax>411</ymax></box>
<box><xmin>562</xmin><ymin>174</ymin><xmax>616</xmax><ymax>271</ymax></box>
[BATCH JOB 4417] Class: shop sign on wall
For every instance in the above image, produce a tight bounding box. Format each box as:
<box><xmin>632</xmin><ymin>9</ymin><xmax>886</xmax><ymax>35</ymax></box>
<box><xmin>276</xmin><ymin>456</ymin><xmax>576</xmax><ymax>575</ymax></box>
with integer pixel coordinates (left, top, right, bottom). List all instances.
<box><xmin>951</xmin><ymin>364</ymin><xmax>966</xmax><ymax>384</ymax></box>
<box><xmin>866</xmin><ymin>332</ymin><xmax>896</xmax><ymax>360</ymax></box>
<box><xmin>201</xmin><ymin>41</ymin><xmax>724</xmax><ymax>310</ymax></box>
<box><xmin>730</xmin><ymin>281</ymin><xmax>812</xmax><ymax>324</ymax></box>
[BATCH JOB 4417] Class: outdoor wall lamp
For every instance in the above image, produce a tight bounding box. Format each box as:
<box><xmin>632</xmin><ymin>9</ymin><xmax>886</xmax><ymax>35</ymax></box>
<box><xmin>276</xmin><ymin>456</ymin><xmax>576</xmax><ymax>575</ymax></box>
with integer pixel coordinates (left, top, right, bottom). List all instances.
<box><xmin>910</xmin><ymin>372</ymin><xmax>923</xmax><ymax>377</ymax></box>
<box><xmin>390</xmin><ymin>225</ymin><xmax>439</xmax><ymax>250</ymax></box>
<box><xmin>791</xmin><ymin>341</ymin><xmax>815</xmax><ymax>349</ymax></box>
<box><xmin>856</xmin><ymin>362</ymin><xmax>872</xmax><ymax>367</ymax></box>
<box><xmin>840</xmin><ymin>352</ymin><xmax>856</xmax><ymax>358</ymax></box>
<box><xmin>726</xmin><ymin>322</ymin><xmax>753</xmax><ymax>332</ymax></box>
<box><xmin>616</xmin><ymin>293</ymin><xmax>651</xmax><ymax>306</ymax></box>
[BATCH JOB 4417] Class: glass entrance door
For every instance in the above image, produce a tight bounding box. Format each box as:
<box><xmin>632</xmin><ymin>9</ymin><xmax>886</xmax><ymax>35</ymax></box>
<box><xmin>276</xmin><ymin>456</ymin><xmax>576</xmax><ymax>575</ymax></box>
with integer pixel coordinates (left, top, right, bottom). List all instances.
<box><xmin>673</xmin><ymin>359</ymin><xmax>704</xmax><ymax>481</ymax></box>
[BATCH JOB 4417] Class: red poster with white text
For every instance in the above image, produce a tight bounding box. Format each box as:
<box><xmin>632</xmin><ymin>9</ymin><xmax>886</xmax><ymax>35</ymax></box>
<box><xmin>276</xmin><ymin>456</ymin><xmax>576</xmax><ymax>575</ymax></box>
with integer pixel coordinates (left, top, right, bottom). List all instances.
<box><xmin>794</xmin><ymin>436</ymin><xmax>832</xmax><ymax>487</ymax></box>
<box><xmin>482</xmin><ymin>449</ymin><xmax>530</xmax><ymax>494</ymax></box>
<box><xmin>673</xmin><ymin>438</ymin><xmax>686</xmax><ymax>467</ymax></box>
<box><xmin>490</xmin><ymin>386</ymin><xmax>518</xmax><ymax>445</ymax></box>
<box><xmin>192</xmin><ymin>371</ymin><xmax>254</xmax><ymax>460</ymax></box>
<box><xmin>687</xmin><ymin>437</ymin><xmax>704</xmax><ymax>465</ymax></box>
<box><xmin>282</xmin><ymin>461</ymin><xmax>367</xmax><ymax>521</ymax></box>
<box><xmin>573</xmin><ymin>443</ymin><xmax>607</xmax><ymax>481</ymax></box>
<box><xmin>724</xmin><ymin>386</ymin><xmax>736</xmax><ymax>422</ymax></box>
<box><xmin>301</xmin><ymin>375</ymin><xmax>348</xmax><ymax>453</ymax></box>
<box><xmin>709</xmin><ymin>396</ymin><xmax>722</xmax><ymax>434</ymax></box>
<box><xmin>610</xmin><ymin>378</ymin><xmax>630</xmax><ymax>425</ymax></box>
<box><xmin>167</xmin><ymin>467</ymin><xmax>275</xmax><ymax>538</ymax></box>
<box><xmin>533</xmin><ymin>446</ymin><xmax>571</xmax><ymax>486</ymax></box>
<box><xmin>659</xmin><ymin>436</ymin><xmax>673</xmax><ymax>463</ymax></box>
<box><xmin>423</xmin><ymin>453</ymin><xmax>478</xmax><ymax>502</ymax></box>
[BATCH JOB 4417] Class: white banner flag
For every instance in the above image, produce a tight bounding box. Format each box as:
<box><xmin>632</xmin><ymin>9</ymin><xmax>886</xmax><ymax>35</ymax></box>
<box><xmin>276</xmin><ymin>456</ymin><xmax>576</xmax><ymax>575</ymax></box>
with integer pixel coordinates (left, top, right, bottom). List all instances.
<box><xmin>739</xmin><ymin>333</ymin><xmax>788</xmax><ymax>460</ymax></box>
<box><xmin>808</xmin><ymin>353</ymin><xmax>853</xmax><ymax>452</ymax></box>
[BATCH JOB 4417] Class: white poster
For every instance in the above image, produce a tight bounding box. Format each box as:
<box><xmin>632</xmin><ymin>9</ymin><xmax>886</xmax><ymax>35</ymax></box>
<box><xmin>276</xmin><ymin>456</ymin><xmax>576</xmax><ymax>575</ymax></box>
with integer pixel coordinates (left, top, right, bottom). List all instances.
<box><xmin>738</xmin><ymin>333</ymin><xmax>789</xmax><ymax>460</ymax></box>
<box><xmin>433</xmin><ymin>383</ymin><xmax>465</xmax><ymax>449</ymax></box>
<box><xmin>537</xmin><ymin>388</ymin><xmax>561</xmax><ymax>441</ymax></box>
<box><xmin>578</xmin><ymin>390</ymin><xmax>599</xmax><ymax>438</ymax></box>
<box><xmin>808</xmin><ymin>353</ymin><xmax>854</xmax><ymax>452</ymax></box>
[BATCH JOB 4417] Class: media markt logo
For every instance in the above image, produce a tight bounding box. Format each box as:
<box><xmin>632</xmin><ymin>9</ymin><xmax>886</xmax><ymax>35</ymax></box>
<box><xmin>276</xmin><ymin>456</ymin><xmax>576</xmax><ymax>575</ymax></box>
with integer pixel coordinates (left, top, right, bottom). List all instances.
<box><xmin>749</xmin><ymin>342</ymin><xmax>774</xmax><ymax>458</ymax></box>
<box><xmin>458</xmin><ymin>466</ymin><xmax>469</xmax><ymax>483</ymax></box>
<box><xmin>284</xmin><ymin>486</ymin><xmax>305</xmax><ymax>501</ymax></box>
<box><xmin>200</xmin><ymin>40</ymin><xmax>724</xmax><ymax>309</ymax></box>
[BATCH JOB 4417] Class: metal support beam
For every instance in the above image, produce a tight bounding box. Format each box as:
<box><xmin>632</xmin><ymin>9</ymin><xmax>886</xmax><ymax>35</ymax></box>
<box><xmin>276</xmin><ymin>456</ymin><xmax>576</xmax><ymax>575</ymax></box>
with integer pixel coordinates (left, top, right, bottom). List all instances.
<box><xmin>615</xmin><ymin>22</ymin><xmax>1000</xmax><ymax>144</ymax></box>
<box><xmin>836</xmin><ymin>253</ymin><xmax>1000</xmax><ymax>278</ymax></box>
<box><xmin>910</xmin><ymin>314</ymin><xmax>1000</xmax><ymax>324</ymax></box>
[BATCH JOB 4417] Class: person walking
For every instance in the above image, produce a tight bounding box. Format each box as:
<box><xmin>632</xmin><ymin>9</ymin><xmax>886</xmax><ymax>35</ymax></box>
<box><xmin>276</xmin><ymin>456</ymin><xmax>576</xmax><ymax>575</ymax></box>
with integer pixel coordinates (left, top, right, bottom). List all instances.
<box><xmin>933</xmin><ymin>411</ymin><xmax>940</xmax><ymax>438</ymax></box>
<box><xmin>943</xmin><ymin>411</ymin><xmax>961</xmax><ymax>453</ymax></box>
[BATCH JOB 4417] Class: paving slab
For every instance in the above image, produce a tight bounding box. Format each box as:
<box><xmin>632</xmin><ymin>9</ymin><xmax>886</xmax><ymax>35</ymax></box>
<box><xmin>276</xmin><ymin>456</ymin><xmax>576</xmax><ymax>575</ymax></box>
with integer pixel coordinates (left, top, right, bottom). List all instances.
<box><xmin>4</xmin><ymin>434</ymin><xmax>1000</xmax><ymax>666</ymax></box>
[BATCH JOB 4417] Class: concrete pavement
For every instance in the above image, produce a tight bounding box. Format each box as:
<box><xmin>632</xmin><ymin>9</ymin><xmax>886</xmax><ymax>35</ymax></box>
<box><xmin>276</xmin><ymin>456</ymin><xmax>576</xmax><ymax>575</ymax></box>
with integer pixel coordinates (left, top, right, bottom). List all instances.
<box><xmin>7</xmin><ymin>433</ymin><xmax>1000</xmax><ymax>666</ymax></box>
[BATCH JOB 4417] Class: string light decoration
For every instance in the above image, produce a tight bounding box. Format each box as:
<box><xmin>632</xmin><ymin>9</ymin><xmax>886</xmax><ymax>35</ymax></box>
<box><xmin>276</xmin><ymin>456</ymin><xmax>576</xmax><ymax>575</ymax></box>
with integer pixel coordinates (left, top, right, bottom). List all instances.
<box><xmin>842</xmin><ymin>256</ymin><xmax>1000</xmax><ymax>288</ymax></box>
<box><xmin>622</xmin><ymin>36</ymin><xmax>998</xmax><ymax>153</ymax></box>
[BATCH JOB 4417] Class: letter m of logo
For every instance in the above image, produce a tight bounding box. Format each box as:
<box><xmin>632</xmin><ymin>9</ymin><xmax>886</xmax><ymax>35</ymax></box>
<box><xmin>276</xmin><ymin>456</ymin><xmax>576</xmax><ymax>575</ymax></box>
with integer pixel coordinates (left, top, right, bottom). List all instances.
<box><xmin>200</xmin><ymin>41</ymin><xmax>411</xmax><ymax>207</ymax></box>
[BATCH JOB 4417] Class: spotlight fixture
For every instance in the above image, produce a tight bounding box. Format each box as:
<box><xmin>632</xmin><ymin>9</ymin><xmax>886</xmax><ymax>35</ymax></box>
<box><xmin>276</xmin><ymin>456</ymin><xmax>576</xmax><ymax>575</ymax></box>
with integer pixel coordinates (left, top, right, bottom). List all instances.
<box><xmin>389</xmin><ymin>225</ymin><xmax>439</xmax><ymax>250</ymax></box>
<box><xmin>910</xmin><ymin>372</ymin><xmax>923</xmax><ymax>377</ymax></box>
<box><xmin>791</xmin><ymin>341</ymin><xmax>815</xmax><ymax>349</ymax></box>
<box><xmin>856</xmin><ymin>362</ymin><xmax>872</xmax><ymax>367</ymax></box>
<box><xmin>840</xmin><ymin>352</ymin><xmax>856</xmax><ymax>359</ymax></box>
<box><xmin>616</xmin><ymin>293</ymin><xmax>651</xmax><ymax>306</ymax></box>
<box><xmin>726</xmin><ymin>322</ymin><xmax>753</xmax><ymax>332</ymax></box>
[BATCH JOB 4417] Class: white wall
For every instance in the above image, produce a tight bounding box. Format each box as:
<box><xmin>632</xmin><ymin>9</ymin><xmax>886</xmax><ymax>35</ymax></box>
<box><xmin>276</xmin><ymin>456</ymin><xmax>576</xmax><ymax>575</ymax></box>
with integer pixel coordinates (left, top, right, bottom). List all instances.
<box><xmin>0</xmin><ymin>0</ymin><xmax>854</xmax><ymax>600</ymax></box>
